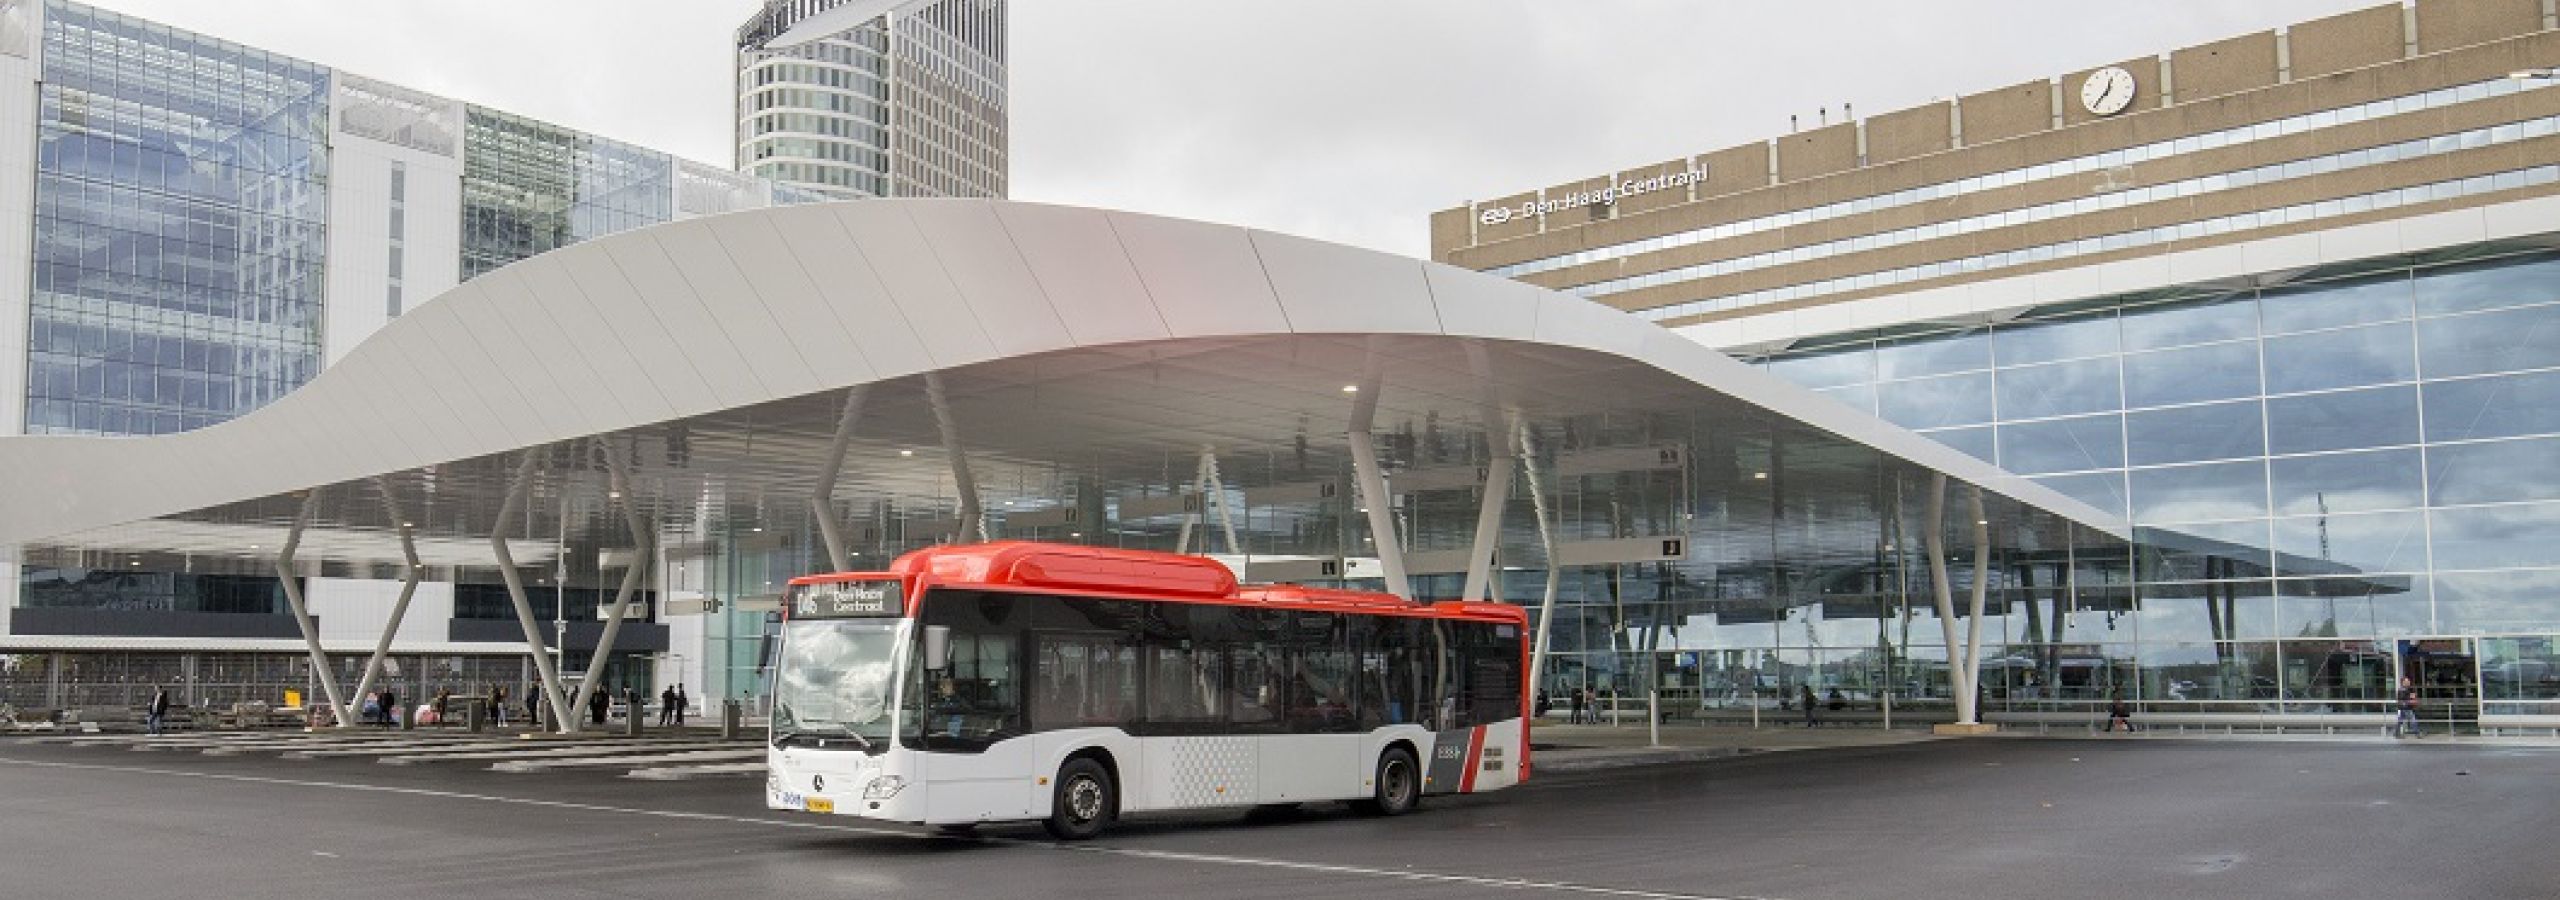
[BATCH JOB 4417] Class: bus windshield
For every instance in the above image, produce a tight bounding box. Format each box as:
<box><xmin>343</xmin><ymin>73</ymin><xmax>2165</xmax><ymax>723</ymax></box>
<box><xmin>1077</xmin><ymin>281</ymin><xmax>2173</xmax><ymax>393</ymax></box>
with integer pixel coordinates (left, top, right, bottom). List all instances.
<box><xmin>773</xmin><ymin>618</ymin><xmax>904</xmax><ymax>749</ymax></box>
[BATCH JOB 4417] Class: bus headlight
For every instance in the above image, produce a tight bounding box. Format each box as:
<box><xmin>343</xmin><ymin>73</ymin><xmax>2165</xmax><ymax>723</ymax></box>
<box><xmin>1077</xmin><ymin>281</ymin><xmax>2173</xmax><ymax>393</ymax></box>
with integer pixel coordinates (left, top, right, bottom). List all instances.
<box><xmin>863</xmin><ymin>775</ymin><xmax>908</xmax><ymax>799</ymax></box>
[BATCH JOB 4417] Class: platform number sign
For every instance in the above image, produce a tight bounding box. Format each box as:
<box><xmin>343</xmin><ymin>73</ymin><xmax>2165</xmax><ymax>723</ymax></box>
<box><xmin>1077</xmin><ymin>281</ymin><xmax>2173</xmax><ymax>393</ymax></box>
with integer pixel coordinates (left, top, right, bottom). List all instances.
<box><xmin>1661</xmin><ymin>538</ymin><xmax>1685</xmax><ymax>558</ymax></box>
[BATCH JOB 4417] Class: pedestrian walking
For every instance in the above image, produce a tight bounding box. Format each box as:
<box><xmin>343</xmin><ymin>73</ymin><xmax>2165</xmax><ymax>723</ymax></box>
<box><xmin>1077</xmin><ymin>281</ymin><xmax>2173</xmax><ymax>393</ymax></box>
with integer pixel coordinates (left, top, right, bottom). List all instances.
<box><xmin>146</xmin><ymin>685</ymin><xmax>170</xmax><ymax>736</ymax></box>
<box><xmin>674</xmin><ymin>685</ymin><xmax>690</xmax><ymax>726</ymax></box>
<box><xmin>1799</xmin><ymin>683</ymin><xmax>1818</xmax><ymax>728</ymax></box>
<box><xmin>2394</xmin><ymin>677</ymin><xmax>2423</xmax><ymax>738</ymax></box>
<box><xmin>660</xmin><ymin>685</ymin><xmax>677</xmax><ymax>727</ymax></box>
<box><xmin>2104</xmin><ymin>691</ymin><xmax>2135</xmax><ymax>732</ymax></box>
<box><xmin>489</xmin><ymin>684</ymin><xmax>508</xmax><ymax>727</ymax></box>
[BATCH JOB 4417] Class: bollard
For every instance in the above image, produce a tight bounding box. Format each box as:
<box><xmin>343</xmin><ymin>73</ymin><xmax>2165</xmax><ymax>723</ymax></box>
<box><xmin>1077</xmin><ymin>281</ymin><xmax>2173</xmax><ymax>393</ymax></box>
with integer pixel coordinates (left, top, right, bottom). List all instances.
<box><xmin>624</xmin><ymin>703</ymin><xmax>643</xmax><ymax>737</ymax></box>
<box><xmin>466</xmin><ymin>700</ymin><xmax>485</xmax><ymax>733</ymax></box>
<box><xmin>1647</xmin><ymin>690</ymin><xmax>1660</xmax><ymax>748</ymax></box>
<box><xmin>400</xmin><ymin>705</ymin><xmax>414</xmax><ymax>731</ymax></box>
<box><xmin>1750</xmin><ymin>691</ymin><xmax>1760</xmax><ymax>730</ymax></box>
<box><xmin>721</xmin><ymin>699</ymin><xmax>742</xmax><ymax>741</ymax></box>
<box><xmin>1882</xmin><ymin>691</ymin><xmax>1892</xmax><ymax>731</ymax></box>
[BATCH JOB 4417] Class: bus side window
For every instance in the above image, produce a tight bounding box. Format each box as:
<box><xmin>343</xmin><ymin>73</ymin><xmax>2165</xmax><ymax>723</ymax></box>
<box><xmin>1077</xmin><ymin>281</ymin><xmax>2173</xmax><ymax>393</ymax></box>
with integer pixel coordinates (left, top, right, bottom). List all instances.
<box><xmin>1144</xmin><ymin>642</ymin><xmax>1222</xmax><ymax>724</ymax></box>
<box><xmin>1228</xmin><ymin>643</ymin><xmax>1281</xmax><ymax>728</ymax></box>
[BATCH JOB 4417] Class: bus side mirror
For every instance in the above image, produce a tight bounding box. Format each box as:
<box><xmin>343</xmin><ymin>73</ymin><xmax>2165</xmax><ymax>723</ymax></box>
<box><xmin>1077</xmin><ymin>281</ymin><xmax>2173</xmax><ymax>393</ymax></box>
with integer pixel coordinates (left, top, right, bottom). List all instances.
<box><xmin>923</xmin><ymin>626</ymin><xmax>951</xmax><ymax>672</ymax></box>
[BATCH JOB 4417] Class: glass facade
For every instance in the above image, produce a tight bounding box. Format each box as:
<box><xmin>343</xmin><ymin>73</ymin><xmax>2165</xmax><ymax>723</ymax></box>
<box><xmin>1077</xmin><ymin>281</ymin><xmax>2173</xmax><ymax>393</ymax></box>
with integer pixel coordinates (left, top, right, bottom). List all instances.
<box><xmin>26</xmin><ymin>0</ymin><xmax>330</xmax><ymax>435</ymax></box>
<box><xmin>460</xmin><ymin>106</ymin><xmax>675</xmax><ymax>281</ymax></box>
<box><xmin>1756</xmin><ymin>248</ymin><xmax>2560</xmax><ymax>720</ymax></box>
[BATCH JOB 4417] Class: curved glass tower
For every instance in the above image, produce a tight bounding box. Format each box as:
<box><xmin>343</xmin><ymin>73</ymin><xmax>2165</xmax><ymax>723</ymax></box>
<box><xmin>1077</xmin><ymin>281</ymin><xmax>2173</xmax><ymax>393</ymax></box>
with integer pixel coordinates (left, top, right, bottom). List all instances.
<box><xmin>734</xmin><ymin>0</ymin><xmax>1006</xmax><ymax>200</ymax></box>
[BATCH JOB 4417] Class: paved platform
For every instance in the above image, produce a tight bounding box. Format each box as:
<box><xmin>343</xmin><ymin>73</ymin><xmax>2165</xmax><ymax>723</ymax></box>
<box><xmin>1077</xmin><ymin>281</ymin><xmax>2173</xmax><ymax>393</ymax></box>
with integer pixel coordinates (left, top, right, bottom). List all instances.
<box><xmin>3</xmin><ymin>732</ymin><xmax>2554</xmax><ymax>898</ymax></box>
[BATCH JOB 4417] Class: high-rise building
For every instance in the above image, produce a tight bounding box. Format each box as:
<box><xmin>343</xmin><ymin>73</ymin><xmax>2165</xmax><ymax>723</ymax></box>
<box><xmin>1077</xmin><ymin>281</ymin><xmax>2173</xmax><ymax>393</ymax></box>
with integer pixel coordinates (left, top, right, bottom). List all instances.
<box><xmin>1440</xmin><ymin>1</ymin><xmax>2560</xmax><ymax>727</ymax></box>
<box><xmin>733</xmin><ymin>0</ymin><xmax>1007</xmax><ymax>200</ymax></box>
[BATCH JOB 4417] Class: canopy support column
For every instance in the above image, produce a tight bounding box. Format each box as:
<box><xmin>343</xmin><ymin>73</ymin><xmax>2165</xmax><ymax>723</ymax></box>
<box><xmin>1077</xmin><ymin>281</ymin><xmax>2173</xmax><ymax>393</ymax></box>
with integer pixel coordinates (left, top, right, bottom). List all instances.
<box><xmin>1960</xmin><ymin>487</ymin><xmax>1992</xmax><ymax>726</ymax></box>
<box><xmin>1519</xmin><ymin>417</ymin><xmax>1564</xmax><ymax>697</ymax></box>
<box><xmin>342</xmin><ymin>477</ymin><xmax>424</xmax><ymax>727</ymax></box>
<box><xmin>574</xmin><ymin>438</ymin><xmax>653</xmax><ymax>722</ymax></box>
<box><xmin>808</xmin><ymin>386</ymin><xmax>867</xmax><ymax>572</ymax></box>
<box><xmin>492</xmin><ymin>450</ymin><xmax>576</xmax><ymax>734</ymax></box>
<box><xmin>925</xmin><ymin>374</ymin><xmax>986</xmax><ymax>542</ymax></box>
<box><xmin>1460</xmin><ymin>437</ymin><xmax>1515</xmax><ymax>603</ymax></box>
<box><xmin>1175</xmin><ymin>450</ymin><xmax>1212</xmax><ymax>555</ymax></box>
<box><xmin>1346</xmin><ymin>376</ymin><xmax>1409</xmax><ymax>600</ymax></box>
<box><xmin>275</xmin><ymin>490</ymin><xmax>351</xmax><ymax>728</ymax></box>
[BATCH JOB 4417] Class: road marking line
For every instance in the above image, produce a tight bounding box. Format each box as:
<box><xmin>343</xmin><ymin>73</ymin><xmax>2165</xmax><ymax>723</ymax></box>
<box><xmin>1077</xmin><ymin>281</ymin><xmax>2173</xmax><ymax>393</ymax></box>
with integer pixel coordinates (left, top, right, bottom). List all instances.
<box><xmin>0</xmin><ymin>755</ymin><xmax>1784</xmax><ymax>900</ymax></box>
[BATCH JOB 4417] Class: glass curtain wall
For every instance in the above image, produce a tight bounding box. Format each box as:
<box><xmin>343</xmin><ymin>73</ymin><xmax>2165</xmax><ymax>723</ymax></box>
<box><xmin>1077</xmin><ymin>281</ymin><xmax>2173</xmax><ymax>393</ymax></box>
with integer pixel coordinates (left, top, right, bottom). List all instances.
<box><xmin>26</xmin><ymin>0</ymin><xmax>330</xmax><ymax>436</ymax></box>
<box><xmin>460</xmin><ymin>106</ymin><xmax>673</xmax><ymax>281</ymax></box>
<box><xmin>1757</xmin><ymin>247</ymin><xmax>2560</xmax><ymax>718</ymax></box>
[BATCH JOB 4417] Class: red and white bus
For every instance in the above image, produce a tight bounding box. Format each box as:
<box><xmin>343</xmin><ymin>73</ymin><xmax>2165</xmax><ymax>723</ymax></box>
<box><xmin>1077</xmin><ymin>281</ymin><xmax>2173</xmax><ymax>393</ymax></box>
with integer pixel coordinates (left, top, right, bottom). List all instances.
<box><xmin>766</xmin><ymin>541</ymin><xmax>1529</xmax><ymax>839</ymax></box>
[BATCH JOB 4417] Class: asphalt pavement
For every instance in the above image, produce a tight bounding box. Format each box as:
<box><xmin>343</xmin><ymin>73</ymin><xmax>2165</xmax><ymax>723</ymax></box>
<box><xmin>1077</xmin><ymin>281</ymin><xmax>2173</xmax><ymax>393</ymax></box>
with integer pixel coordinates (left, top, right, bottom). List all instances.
<box><xmin>1</xmin><ymin>732</ymin><xmax>2552</xmax><ymax>899</ymax></box>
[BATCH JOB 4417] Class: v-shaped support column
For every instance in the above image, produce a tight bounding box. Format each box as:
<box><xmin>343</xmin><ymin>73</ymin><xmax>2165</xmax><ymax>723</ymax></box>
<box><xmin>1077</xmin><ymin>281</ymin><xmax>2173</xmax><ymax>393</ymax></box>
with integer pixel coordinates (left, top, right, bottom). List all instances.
<box><xmin>809</xmin><ymin>386</ymin><xmax>867</xmax><ymax>572</ymax></box>
<box><xmin>276</xmin><ymin>490</ymin><xmax>352</xmax><ymax>728</ymax></box>
<box><xmin>341</xmin><ymin>477</ymin><xmax>425</xmax><ymax>727</ymax></box>
<box><xmin>492</xmin><ymin>450</ymin><xmax>577</xmax><ymax>733</ymax></box>
<box><xmin>573</xmin><ymin>438</ymin><xmax>655</xmax><ymax>719</ymax></box>
<box><xmin>925</xmin><ymin>373</ymin><xmax>986</xmax><ymax>542</ymax></box>
<box><xmin>1518</xmin><ymin>417</ymin><xmax>1565</xmax><ymax>696</ymax></box>
<box><xmin>1346</xmin><ymin>376</ymin><xmax>1410</xmax><ymax>600</ymax></box>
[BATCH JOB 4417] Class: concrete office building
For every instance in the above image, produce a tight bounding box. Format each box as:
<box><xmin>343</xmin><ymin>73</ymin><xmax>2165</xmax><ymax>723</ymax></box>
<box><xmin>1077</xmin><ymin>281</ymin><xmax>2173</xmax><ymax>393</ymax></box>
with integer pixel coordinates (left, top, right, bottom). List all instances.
<box><xmin>734</xmin><ymin>0</ymin><xmax>1007</xmax><ymax>200</ymax></box>
<box><xmin>1437</xmin><ymin>0</ymin><xmax>2560</xmax><ymax>729</ymax></box>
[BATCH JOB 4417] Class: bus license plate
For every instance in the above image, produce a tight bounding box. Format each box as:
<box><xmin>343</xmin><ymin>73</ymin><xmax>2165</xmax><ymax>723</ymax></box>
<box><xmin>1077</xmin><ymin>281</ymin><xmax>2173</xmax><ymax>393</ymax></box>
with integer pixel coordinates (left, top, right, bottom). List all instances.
<box><xmin>805</xmin><ymin>797</ymin><xmax>834</xmax><ymax>814</ymax></box>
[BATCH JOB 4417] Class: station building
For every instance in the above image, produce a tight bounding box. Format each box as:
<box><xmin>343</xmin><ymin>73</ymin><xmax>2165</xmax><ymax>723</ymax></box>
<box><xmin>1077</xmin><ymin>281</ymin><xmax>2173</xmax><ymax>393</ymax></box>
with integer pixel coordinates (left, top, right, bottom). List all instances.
<box><xmin>1435</xmin><ymin>0</ymin><xmax>2560</xmax><ymax>728</ymax></box>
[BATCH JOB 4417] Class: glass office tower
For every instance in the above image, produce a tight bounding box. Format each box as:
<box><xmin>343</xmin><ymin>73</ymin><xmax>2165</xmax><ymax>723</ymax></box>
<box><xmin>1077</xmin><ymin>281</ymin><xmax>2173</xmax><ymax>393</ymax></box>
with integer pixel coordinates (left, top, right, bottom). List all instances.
<box><xmin>733</xmin><ymin>0</ymin><xmax>1006</xmax><ymax>200</ymax></box>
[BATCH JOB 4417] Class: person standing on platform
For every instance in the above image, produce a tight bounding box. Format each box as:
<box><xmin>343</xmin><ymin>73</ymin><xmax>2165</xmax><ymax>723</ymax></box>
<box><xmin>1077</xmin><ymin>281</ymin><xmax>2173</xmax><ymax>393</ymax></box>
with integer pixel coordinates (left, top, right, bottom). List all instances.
<box><xmin>524</xmin><ymin>689</ymin><xmax>540</xmax><ymax>728</ymax></box>
<box><xmin>489</xmin><ymin>685</ymin><xmax>508</xmax><ymax>727</ymax></box>
<box><xmin>674</xmin><ymin>685</ymin><xmax>690</xmax><ymax>727</ymax></box>
<box><xmin>2394</xmin><ymin>677</ymin><xmax>2424</xmax><ymax>738</ymax></box>
<box><xmin>2105</xmin><ymin>691</ymin><xmax>2135</xmax><ymax>732</ymax></box>
<box><xmin>660</xmin><ymin>685</ymin><xmax>676</xmax><ymax>727</ymax></box>
<box><xmin>381</xmin><ymin>689</ymin><xmax>398</xmax><ymax>729</ymax></box>
<box><xmin>588</xmin><ymin>685</ymin><xmax>609</xmax><ymax>726</ymax></box>
<box><xmin>146</xmin><ymin>685</ymin><xmax>170</xmax><ymax>736</ymax></box>
<box><xmin>1799</xmin><ymin>683</ymin><xmax>1818</xmax><ymax>728</ymax></box>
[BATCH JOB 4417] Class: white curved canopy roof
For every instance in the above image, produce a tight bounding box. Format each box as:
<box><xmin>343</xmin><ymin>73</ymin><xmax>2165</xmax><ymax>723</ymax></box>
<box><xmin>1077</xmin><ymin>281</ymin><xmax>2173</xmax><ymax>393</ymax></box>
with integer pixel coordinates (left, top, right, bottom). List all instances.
<box><xmin>0</xmin><ymin>199</ymin><xmax>2122</xmax><ymax>575</ymax></box>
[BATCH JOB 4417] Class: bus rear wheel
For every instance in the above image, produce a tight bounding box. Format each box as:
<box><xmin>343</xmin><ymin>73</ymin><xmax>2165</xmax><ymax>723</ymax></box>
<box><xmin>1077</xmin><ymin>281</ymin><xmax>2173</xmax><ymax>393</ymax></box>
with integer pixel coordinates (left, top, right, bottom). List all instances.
<box><xmin>1043</xmin><ymin>757</ymin><xmax>1117</xmax><ymax>840</ymax></box>
<box><xmin>1354</xmin><ymin>746</ymin><xmax>1420</xmax><ymax>816</ymax></box>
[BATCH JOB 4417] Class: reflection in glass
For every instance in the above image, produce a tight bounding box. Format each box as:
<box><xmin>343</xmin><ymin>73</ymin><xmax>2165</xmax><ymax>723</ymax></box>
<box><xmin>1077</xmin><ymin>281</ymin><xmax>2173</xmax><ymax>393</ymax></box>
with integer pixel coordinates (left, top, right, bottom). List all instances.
<box><xmin>1877</xmin><ymin>372</ymin><xmax>1993</xmax><ymax>429</ymax></box>
<box><xmin>2271</xmin><ymin>449</ymin><xmax>2423</xmax><ymax>515</ymax></box>
<box><xmin>2265</xmin><ymin>386</ymin><xmax>2418</xmax><ymax>455</ymax></box>
<box><xmin>2134</xmin><ymin>581</ymin><xmax>2277</xmax><ymax>642</ymax></box>
<box><xmin>1997</xmin><ymin>414</ymin><xmax>2123</xmax><ymax>474</ymax></box>
<box><xmin>1813</xmin><ymin>383</ymin><xmax>1877</xmax><ymax>416</ymax></box>
<box><xmin>2137</xmin><ymin>641</ymin><xmax>2279</xmax><ymax>703</ymax></box>
<box><xmin>2436</xmin><ymin>571</ymin><xmax>2560</xmax><ymax>635</ymax></box>
<box><xmin>2261</xmin><ymin>322</ymin><xmax>2413</xmax><ymax>394</ymax></box>
<box><xmin>1770</xmin><ymin>348</ymin><xmax>1873</xmax><ymax>389</ymax></box>
<box><xmin>2427</xmin><ymin>437</ymin><xmax>2560</xmax><ymax>506</ymax></box>
<box><xmin>1917</xmin><ymin>426</ymin><xmax>1995</xmax><ymax>464</ymax></box>
<box><xmin>2126</xmin><ymin>400</ymin><xmax>2264</xmax><ymax>465</ymax></box>
<box><xmin>2136</xmin><ymin>521</ymin><xmax>2273</xmax><ymax>581</ymax></box>
<box><xmin>2119</xmin><ymin>293</ymin><xmax>2257</xmax><ymax>350</ymax></box>
<box><xmin>2422</xmin><ymin>369</ymin><xmax>2560</xmax><ymax>442</ymax></box>
<box><xmin>2031</xmin><ymin>471</ymin><xmax>2128</xmax><ymax>519</ymax></box>
<box><xmin>2418</xmin><ymin>302</ymin><xmax>2560</xmax><ymax>379</ymax></box>
<box><xmin>2414</xmin><ymin>252</ymin><xmax>2560</xmax><ymax>316</ymax></box>
<box><xmin>2478</xmin><ymin>636</ymin><xmax>2560</xmax><ymax>702</ymax></box>
<box><xmin>1996</xmin><ymin>357</ymin><xmax>2120</xmax><ymax>420</ymax></box>
<box><xmin>1875</xmin><ymin>330</ymin><xmax>1989</xmax><ymax>380</ymax></box>
<box><xmin>2279</xmin><ymin>639</ymin><xmax>2397</xmax><ymax>705</ymax></box>
<box><xmin>2278</xmin><ymin>578</ymin><xmax>2430</xmax><ymax>639</ymax></box>
<box><xmin>2130</xmin><ymin>461</ymin><xmax>2269</xmax><ymax>523</ymax></box>
<box><xmin>2429</xmin><ymin>502</ymin><xmax>2560</xmax><ymax>570</ymax></box>
<box><xmin>2261</xmin><ymin>273</ymin><xmax>2410</xmax><ymax>335</ymax></box>
<box><xmin>2273</xmin><ymin>510</ymin><xmax>2427</xmax><ymax>576</ymax></box>
<box><xmin>1993</xmin><ymin>313</ymin><xmax>2118</xmax><ymax>366</ymax></box>
<box><xmin>2124</xmin><ymin>341</ymin><xmax>2260</xmax><ymax>408</ymax></box>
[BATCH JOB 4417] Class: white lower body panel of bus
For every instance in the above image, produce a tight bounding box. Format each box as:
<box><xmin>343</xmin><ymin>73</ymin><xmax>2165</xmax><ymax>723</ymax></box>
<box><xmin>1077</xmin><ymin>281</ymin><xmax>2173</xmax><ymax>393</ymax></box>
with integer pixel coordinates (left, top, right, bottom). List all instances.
<box><xmin>767</xmin><ymin>719</ymin><xmax>1527</xmax><ymax>825</ymax></box>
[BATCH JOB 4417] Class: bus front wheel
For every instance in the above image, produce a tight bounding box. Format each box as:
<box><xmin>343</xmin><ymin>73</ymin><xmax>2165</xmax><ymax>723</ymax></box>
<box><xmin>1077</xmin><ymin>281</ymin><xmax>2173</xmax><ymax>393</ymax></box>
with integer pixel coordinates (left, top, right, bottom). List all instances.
<box><xmin>1355</xmin><ymin>746</ymin><xmax>1420</xmax><ymax>816</ymax></box>
<box><xmin>1043</xmin><ymin>757</ymin><xmax>1117</xmax><ymax>840</ymax></box>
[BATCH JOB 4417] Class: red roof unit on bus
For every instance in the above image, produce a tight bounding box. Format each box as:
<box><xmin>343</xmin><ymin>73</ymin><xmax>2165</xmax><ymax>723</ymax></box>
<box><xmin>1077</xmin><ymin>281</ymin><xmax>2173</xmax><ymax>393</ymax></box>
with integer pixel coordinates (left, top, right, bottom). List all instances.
<box><xmin>789</xmin><ymin>542</ymin><xmax>1523</xmax><ymax>625</ymax></box>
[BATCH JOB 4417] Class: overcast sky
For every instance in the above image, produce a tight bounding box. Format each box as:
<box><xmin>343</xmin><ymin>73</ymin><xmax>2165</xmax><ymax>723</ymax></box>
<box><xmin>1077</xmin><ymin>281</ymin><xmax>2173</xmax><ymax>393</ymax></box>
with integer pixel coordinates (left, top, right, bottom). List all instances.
<box><xmin>89</xmin><ymin>0</ymin><xmax>2373</xmax><ymax>258</ymax></box>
